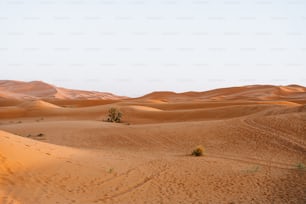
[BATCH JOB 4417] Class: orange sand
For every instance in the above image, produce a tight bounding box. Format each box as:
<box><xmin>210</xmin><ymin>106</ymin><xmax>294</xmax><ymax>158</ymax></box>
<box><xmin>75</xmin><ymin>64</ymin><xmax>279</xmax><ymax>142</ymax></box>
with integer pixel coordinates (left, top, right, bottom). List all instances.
<box><xmin>0</xmin><ymin>81</ymin><xmax>305</xmax><ymax>204</ymax></box>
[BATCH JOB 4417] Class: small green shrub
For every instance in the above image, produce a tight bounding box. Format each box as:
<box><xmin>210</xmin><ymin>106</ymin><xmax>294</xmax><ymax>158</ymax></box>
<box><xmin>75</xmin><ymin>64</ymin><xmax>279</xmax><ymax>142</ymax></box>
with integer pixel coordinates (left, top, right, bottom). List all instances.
<box><xmin>244</xmin><ymin>165</ymin><xmax>260</xmax><ymax>173</ymax></box>
<box><xmin>191</xmin><ymin>145</ymin><xmax>205</xmax><ymax>156</ymax></box>
<box><xmin>107</xmin><ymin>108</ymin><xmax>122</xmax><ymax>123</ymax></box>
<box><xmin>108</xmin><ymin>168</ymin><xmax>113</xmax><ymax>174</ymax></box>
<box><xmin>296</xmin><ymin>163</ymin><xmax>305</xmax><ymax>170</ymax></box>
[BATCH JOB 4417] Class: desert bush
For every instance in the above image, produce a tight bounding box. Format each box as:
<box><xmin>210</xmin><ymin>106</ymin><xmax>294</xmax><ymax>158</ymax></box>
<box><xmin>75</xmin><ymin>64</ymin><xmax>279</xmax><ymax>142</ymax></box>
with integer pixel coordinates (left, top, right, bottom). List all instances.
<box><xmin>191</xmin><ymin>145</ymin><xmax>205</xmax><ymax>156</ymax></box>
<box><xmin>296</xmin><ymin>163</ymin><xmax>305</xmax><ymax>170</ymax></box>
<box><xmin>107</xmin><ymin>108</ymin><xmax>122</xmax><ymax>123</ymax></box>
<box><xmin>244</xmin><ymin>165</ymin><xmax>260</xmax><ymax>173</ymax></box>
<box><xmin>108</xmin><ymin>168</ymin><xmax>114</xmax><ymax>174</ymax></box>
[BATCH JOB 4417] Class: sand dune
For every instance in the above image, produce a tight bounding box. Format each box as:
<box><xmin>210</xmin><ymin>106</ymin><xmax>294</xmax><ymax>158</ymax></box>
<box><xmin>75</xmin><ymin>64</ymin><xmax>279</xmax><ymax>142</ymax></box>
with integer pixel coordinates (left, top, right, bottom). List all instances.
<box><xmin>139</xmin><ymin>84</ymin><xmax>306</xmax><ymax>102</ymax></box>
<box><xmin>0</xmin><ymin>82</ymin><xmax>305</xmax><ymax>204</ymax></box>
<box><xmin>0</xmin><ymin>80</ymin><xmax>127</xmax><ymax>102</ymax></box>
<box><xmin>19</xmin><ymin>100</ymin><xmax>60</xmax><ymax>109</ymax></box>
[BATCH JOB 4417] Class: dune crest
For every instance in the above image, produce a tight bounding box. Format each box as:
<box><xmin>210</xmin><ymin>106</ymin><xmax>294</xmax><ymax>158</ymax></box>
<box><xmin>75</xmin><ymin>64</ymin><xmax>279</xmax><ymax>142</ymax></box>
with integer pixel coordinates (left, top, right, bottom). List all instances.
<box><xmin>19</xmin><ymin>100</ymin><xmax>60</xmax><ymax>109</ymax></box>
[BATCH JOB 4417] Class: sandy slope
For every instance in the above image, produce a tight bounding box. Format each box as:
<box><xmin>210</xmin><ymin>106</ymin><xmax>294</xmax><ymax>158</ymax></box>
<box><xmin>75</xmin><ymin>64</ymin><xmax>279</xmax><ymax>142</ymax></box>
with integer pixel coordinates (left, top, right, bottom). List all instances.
<box><xmin>0</xmin><ymin>83</ymin><xmax>306</xmax><ymax>204</ymax></box>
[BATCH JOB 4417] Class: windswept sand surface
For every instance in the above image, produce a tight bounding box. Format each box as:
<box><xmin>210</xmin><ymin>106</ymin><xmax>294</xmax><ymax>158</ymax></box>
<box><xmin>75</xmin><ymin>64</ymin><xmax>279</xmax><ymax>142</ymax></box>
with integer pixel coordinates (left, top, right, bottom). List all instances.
<box><xmin>0</xmin><ymin>82</ymin><xmax>305</xmax><ymax>204</ymax></box>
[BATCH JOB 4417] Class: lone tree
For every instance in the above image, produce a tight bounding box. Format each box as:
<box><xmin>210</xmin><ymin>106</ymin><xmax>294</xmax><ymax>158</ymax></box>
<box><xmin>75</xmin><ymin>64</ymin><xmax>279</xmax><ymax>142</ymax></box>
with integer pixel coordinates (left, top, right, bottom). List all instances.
<box><xmin>107</xmin><ymin>107</ymin><xmax>122</xmax><ymax>123</ymax></box>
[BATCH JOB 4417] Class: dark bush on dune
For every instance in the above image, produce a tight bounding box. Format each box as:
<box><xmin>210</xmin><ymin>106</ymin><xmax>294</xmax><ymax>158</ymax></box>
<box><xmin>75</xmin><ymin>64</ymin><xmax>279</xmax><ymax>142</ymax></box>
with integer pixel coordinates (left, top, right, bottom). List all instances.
<box><xmin>107</xmin><ymin>108</ymin><xmax>122</xmax><ymax>123</ymax></box>
<box><xmin>191</xmin><ymin>145</ymin><xmax>205</xmax><ymax>156</ymax></box>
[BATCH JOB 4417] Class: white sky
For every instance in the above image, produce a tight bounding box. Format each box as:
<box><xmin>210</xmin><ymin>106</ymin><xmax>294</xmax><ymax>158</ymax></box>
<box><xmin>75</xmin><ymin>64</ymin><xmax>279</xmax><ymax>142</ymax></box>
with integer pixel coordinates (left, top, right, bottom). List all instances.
<box><xmin>0</xmin><ymin>0</ymin><xmax>305</xmax><ymax>97</ymax></box>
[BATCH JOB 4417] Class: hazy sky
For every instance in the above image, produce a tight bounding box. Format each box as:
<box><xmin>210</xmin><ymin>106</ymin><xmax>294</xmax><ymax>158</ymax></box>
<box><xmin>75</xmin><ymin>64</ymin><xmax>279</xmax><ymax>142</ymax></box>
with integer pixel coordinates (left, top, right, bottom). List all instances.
<box><xmin>0</xmin><ymin>0</ymin><xmax>305</xmax><ymax>96</ymax></box>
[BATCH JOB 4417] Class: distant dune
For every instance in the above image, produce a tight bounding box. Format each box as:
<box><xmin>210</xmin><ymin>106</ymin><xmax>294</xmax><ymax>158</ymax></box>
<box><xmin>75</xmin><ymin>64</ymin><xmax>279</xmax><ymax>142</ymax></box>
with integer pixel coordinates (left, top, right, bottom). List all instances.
<box><xmin>0</xmin><ymin>80</ymin><xmax>127</xmax><ymax>101</ymax></box>
<box><xmin>139</xmin><ymin>84</ymin><xmax>306</xmax><ymax>102</ymax></box>
<box><xmin>0</xmin><ymin>80</ymin><xmax>305</xmax><ymax>204</ymax></box>
<box><xmin>1</xmin><ymin>80</ymin><xmax>306</xmax><ymax>104</ymax></box>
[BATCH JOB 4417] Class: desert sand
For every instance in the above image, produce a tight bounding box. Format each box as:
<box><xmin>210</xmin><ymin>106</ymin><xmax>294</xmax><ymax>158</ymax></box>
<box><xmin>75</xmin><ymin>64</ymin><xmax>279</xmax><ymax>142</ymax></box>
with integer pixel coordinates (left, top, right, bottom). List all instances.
<box><xmin>0</xmin><ymin>80</ymin><xmax>305</xmax><ymax>204</ymax></box>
